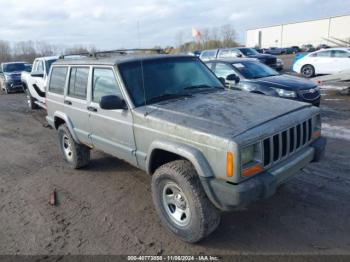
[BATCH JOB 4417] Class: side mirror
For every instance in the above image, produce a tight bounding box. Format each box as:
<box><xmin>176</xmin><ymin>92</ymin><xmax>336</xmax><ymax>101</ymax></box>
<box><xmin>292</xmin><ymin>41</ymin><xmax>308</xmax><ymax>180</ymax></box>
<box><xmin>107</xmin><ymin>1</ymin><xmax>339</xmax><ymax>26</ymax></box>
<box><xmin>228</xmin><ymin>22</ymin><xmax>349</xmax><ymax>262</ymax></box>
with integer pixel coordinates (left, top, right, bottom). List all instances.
<box><xmin>31</xmin><ymin>72</ymin><xmax>44</xmax><ymax>78</ymax></box>
<box><xmin>99</xmin><ymin>95</ymin><xmax>127</xmax><ymax>110</ymax></box>
<box><xmin>234</xmin><ymin>53</ymin><xmax>242</xmax><ymax>58</ymax></box>
<box><xmin>226</xmin><ymin>74</ymin><xmax>240</xmax><ymax>84</ymax></box>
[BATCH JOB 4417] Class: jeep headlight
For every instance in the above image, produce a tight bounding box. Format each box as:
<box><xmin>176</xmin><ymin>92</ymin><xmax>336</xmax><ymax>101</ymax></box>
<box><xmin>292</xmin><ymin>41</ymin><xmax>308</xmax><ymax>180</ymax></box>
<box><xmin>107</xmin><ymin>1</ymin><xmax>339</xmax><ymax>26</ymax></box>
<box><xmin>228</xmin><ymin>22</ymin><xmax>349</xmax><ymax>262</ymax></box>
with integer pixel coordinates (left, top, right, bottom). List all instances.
<box><xmin>4</xmin><ymin>75</ymin><xmax>12</xmax><ymax>81</ymax></box>
<box><xmin>241</xmin><ymin>143</ymin><xmax>260</xmax><ymax>165</ymax></box>
<box><xmin>277</xmin><ymin>58</ymin><xmax>284</xmax><ymax>66</ymax></box>
<box><xmin>241</xmin><ymin>143</ymin><xmax>263</xmax><ymax>177</ymax></box>
<box><xmin>274</xmin><ymin>88</ymin><xmax>297</xmax><ymax>98</ymax></box>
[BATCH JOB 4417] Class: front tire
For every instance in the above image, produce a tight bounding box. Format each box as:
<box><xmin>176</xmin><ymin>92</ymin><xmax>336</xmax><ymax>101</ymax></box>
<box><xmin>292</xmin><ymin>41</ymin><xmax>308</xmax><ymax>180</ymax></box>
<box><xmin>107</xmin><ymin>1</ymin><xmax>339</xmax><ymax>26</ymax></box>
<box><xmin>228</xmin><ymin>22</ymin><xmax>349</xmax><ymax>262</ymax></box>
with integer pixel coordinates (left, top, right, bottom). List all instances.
<box><xmin>301</xmin><ymin>64</ymin><xmax>315</xmax><ymax>78</ymax></box>
<box><xmin>57</xmin><ymin>124</ymin><xmax>90</xmax><ymax>169</ymax></box>
<box><xmin>152</xmin><ymin>160</ymin><xmax>220</xmax><ymax>243</ymax></box>
<box><xmin>26</xmin><ymin>88</ymin><xmax>39</xmax><ymax>110</ymax></box>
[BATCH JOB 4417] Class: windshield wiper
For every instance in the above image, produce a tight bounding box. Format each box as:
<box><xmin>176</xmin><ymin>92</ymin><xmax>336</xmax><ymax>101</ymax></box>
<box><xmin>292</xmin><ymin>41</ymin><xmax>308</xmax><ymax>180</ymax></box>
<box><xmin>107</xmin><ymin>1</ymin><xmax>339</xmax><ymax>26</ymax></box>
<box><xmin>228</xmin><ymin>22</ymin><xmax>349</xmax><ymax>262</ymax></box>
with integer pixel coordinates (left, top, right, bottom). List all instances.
<box><xmin>184</xmin><ymin>84</ymin><xmax>224</xmax><ymax>90</ymax></box>
<box><xmin>146</xmin><ymin>93</ymin><xmax>192</xmax><ymax>104</ymax></box>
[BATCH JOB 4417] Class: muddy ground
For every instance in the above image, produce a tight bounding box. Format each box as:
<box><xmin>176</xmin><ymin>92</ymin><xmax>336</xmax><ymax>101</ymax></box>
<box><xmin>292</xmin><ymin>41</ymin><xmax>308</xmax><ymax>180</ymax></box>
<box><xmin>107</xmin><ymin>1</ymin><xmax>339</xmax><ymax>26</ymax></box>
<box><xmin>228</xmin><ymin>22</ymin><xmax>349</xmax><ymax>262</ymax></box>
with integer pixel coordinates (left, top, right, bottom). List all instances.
<box><xmin>0</xmin><ymin>89</ymin><xmax>349</xmax><ymax>255</ymax></box>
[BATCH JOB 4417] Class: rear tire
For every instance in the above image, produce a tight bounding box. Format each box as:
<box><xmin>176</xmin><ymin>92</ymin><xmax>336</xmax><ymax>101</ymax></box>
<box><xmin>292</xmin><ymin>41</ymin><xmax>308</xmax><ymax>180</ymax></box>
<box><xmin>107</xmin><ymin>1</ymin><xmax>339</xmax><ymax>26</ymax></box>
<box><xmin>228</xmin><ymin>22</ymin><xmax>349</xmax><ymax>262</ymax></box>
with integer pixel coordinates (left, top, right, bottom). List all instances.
<box><xmin>26</xmin><ymin>88</ymin><xmax>39</xmax><ymax>110</ymax></box>
<box><xmin>152</xmin><ymin>160</ymin><xmax>220</xmax><ymax>243</ymax></box>
<box><xmin>57</xmin><ymin>124</ymin><xmax>90</xmax><ymax>169</ymax></box>
<box><xmin>301</xmin><ymin>64</ymin><xmax>315</xmax><ymax>78</ymax></box>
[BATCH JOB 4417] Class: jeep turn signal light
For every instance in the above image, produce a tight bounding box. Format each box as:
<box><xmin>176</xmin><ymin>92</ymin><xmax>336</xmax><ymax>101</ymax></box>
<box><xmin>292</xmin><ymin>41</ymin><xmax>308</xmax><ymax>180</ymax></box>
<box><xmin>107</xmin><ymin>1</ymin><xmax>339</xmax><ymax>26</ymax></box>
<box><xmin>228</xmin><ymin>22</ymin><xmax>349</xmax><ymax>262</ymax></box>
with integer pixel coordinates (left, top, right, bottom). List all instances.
<box><xmin>242</xmin><ymin>163</ymin><xmax>263</xmax><ymax>177</ymax></box>
<box><xmin>312</xmin><ymin>130</ymin><xmax>321</xmax><ymax>139</ymax></box>
<box><xmin>226</xmin><ymin>152</ymin><xmax>233</xmax><ymax>177</ymax></box>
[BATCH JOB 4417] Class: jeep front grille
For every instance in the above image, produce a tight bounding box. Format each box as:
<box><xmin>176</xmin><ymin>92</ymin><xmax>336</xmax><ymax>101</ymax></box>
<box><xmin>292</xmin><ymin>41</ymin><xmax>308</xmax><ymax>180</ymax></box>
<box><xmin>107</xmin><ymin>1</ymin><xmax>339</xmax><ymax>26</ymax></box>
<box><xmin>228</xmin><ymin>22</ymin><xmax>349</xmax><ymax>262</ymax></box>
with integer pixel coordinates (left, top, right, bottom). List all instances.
<box><xmin>263</xmin><ymin>118</ymin><xmax>313</xmax><ymax>167</ymax></box>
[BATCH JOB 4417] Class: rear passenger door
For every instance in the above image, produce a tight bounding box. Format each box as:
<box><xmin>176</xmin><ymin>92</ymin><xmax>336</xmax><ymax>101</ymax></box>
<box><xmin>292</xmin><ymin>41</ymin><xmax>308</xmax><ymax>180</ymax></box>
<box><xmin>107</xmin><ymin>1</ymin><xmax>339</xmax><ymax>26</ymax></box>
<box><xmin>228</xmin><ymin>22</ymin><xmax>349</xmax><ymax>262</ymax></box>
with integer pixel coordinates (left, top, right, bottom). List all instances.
<box><xmin>88</xmin><ymin>67</ymin><xmax>137</xmax><ymax>165</ymax></box>
<box><xmin>64</xmin><ymin>66</ymin><xmax>92</xmax><ymax>146</ymax></box>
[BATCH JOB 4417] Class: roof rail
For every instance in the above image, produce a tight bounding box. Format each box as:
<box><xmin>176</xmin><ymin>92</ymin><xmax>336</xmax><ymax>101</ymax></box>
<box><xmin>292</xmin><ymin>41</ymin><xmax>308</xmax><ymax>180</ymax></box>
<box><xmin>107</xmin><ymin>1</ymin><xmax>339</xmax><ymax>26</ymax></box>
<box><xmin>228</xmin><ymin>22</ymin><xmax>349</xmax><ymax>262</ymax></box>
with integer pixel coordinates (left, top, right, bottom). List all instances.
<box><xmin>58</xmin><ymin>48</ymin><xmax>165</xmax><ymax>60</ymax></box>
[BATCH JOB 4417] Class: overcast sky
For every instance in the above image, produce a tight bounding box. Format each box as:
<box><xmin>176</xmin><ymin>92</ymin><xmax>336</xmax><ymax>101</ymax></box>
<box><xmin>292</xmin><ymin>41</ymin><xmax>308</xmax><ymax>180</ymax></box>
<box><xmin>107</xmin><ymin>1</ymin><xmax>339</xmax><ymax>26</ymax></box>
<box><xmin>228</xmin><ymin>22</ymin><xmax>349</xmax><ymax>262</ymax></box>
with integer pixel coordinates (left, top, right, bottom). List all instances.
<box><xmin>0</xmin><ymin>0</ymin><xmax>349</xmax><ymax>49</ymax></box>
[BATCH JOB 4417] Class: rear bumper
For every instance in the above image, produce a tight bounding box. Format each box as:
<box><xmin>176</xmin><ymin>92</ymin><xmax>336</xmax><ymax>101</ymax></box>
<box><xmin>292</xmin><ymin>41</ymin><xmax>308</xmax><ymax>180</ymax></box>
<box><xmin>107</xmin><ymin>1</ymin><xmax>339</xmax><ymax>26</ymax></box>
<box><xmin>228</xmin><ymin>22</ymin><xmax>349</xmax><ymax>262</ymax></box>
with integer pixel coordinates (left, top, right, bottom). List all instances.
<box><xmin>200</xmin><ymin>137</ymin><xmax>326</xmax><ymax>211</ymax></box>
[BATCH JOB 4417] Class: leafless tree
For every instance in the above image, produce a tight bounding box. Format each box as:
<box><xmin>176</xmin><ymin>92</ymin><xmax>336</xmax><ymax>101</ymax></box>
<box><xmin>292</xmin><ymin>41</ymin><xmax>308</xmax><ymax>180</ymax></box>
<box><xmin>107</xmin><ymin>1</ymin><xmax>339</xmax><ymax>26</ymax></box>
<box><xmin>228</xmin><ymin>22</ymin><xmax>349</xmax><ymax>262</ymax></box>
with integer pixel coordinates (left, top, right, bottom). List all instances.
<box><xmin>0</xmin><ymin>40</ymin><xmax>12</xmax><ymax>63</ymax></box>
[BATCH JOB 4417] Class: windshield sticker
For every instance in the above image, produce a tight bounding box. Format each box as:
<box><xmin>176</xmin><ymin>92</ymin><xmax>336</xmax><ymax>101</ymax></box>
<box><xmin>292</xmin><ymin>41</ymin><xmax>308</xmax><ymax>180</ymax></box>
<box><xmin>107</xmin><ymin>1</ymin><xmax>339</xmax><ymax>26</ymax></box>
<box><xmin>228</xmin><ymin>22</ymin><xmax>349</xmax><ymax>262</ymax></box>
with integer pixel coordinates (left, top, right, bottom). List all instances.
<box><xmin>233</xmin><ymin>63</ymin><xmax>245</xmax><ymax>68</ymax></box>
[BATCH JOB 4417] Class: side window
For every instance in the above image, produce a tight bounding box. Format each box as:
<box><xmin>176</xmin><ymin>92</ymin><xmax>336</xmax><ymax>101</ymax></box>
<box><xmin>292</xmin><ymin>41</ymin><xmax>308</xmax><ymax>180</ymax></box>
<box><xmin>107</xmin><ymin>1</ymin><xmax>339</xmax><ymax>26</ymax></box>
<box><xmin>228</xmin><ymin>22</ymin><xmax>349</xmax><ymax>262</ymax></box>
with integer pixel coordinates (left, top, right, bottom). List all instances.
<box><xmin>68</xmin><ymin>67</ymin><xmax>89</xmax><ymax>99</ymax></box>
<box><xmin>37</xmin><ymin>60</ymin><xmax>44</xmax><ymax>72</ymax></box>
<box><xmin>214</xmin><ymin>63</ymin><xmax>235</xmax><ymax>79</ymax></box>
<box><xmin>316</xmin><ymin>51</ymin><xmax>332</xmax><ymax>57</ymax></box>
<box><xmin>332</xmin><ymin>50</ymin><xmax>349</xmax><ymax>58</ymax></box>
<box><xmin>92</xmin><ymin>68</ymin><xmax>123</xmax><ymax>103</ymax></box>
<box><xmin>49</xmin><ymin>67</ymin><xmax>68</xmax><ymax>94</ymax></box>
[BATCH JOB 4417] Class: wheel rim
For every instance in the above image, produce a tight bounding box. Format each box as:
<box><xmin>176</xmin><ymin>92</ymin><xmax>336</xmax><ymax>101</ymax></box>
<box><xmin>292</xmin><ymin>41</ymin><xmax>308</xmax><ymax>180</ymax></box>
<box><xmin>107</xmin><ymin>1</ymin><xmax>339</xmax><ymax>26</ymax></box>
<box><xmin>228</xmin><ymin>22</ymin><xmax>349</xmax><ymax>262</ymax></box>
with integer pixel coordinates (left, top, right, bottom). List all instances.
<box><xmin>303</xmin><ymin>66</ymin><xmax>312</xmax><ymax>77</ymax></box>
<box><xmin>162</xmin><ymin>182</ymin><xmax>191</xmax><ymax>227</ymax></box>
<box><xmin>62</xmin><ymin>134</ymin><xmax>73</xmax><ymax>161</ymax></box>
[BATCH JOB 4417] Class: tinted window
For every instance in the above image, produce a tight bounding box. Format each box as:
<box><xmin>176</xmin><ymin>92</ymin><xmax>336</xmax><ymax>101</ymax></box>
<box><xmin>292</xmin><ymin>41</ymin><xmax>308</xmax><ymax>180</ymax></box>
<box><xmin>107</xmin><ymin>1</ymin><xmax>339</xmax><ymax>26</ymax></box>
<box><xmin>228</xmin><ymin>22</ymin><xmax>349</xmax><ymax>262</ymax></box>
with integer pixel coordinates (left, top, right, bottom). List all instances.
<box><xmin>231</xmin><ymin>61</ymin><xmax>279</xmax><ymax>79</ymax></box>
<box><xmin>332</xmin><ymin>50</ymin><xmax>349</xmax><ymax>58</ymax></box>
<box><xmin>49</xmin><ymin>67</ymin><xmax>68</xmax><ymax>94</ymax></box>
<box><xmin>3</xmin><ymin>63</ymin><xmax>26</xmax><ymax>72</ymax></box>
<box><xmin>45</xmin><ymin>59</ymin><xmax>57</xmax><ymax>74</ymax></box>
<box><xmin>119</xmin><ymin>58</ymin><xmax>223</xmax><ymax>107</ymax></box>
<box><xmin>68</xmin><ymin>67</ymin><xmax>89</xmax><ymax>99</ymax></box>
<box><xmin>238</xmin><ymin>48</ymin><xmax>259</xmax><ymax>56</ymax></box>
<box><xmin>314</xmin><ymin>51</ymin><xmax>332</xmax><ymax>57</ymax></box>
<box><xmin>213</xmin><ymin>63</ymin><xmax>235</xmax><ymax>79</ymax></box>
<box><xmin>92</xmin><ymin>68</ymin><xmax>122</xmax><ymax>103</ymax></box>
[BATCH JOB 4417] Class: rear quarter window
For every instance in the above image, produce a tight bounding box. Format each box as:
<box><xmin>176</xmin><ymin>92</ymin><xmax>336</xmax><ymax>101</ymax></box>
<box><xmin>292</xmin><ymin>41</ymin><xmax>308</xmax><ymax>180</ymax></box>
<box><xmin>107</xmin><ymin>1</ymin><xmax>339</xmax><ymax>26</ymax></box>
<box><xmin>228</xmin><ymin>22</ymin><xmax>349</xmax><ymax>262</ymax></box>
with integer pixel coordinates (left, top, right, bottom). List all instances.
<box><xmin>49</xmin><ymin>67</ymin><xmax>68</xmax><ymax>94</ymax></box>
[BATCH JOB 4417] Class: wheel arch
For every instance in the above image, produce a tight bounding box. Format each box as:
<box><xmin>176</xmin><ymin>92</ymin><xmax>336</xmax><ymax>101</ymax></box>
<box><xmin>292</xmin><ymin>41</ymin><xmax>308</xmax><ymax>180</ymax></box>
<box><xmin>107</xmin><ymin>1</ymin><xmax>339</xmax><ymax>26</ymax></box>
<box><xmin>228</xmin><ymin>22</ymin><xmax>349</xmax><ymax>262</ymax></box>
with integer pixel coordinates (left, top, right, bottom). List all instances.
<box><xmin>146</xmin><ymin>140</ymin><xmax>214</xmax><ymax>178</ymax></box>
<box><xmin>53</xmin><ymin>112</ymin><xmax>79</xmax><ymax>142</ymax></box>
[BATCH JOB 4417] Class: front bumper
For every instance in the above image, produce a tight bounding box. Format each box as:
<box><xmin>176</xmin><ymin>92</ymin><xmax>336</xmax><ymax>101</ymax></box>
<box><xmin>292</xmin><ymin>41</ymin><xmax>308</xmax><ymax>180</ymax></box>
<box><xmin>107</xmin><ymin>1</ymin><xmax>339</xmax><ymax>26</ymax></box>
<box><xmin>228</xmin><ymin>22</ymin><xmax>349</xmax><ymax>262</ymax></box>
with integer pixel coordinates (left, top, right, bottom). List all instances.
<box><xmin>200</xmin><ymin>137</ymin><xmax>326</xmax><ymax>211</ymax></box>
<box><xmin>5</xmin><ymin>81</ymin><xmax>25</xmax><ymax>92</ymax></box>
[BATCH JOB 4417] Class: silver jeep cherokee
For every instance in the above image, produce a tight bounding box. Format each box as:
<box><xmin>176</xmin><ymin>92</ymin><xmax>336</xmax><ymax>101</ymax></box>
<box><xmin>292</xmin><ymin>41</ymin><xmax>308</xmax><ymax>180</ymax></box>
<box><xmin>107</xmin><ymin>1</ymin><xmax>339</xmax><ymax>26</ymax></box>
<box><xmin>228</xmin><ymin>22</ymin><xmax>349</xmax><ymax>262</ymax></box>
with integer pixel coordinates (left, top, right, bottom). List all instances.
<box><xmin>46</xmin><ymin>54</ymin><xmax>326</xmax><ymax>243</ymax></box>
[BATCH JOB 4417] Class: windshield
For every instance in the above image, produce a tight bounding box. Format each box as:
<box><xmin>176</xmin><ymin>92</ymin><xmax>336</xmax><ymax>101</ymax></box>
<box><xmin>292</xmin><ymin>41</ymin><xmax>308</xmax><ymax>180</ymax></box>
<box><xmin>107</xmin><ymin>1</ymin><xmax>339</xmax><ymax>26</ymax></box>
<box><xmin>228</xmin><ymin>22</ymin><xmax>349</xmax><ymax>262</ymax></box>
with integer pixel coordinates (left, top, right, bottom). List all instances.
<box><xmin>3</xmin><ymin>63</ymin><xmax>26</xmax><ymax>73</ymax></box>
<box><xmin>119</xmin><ymin>57</ymin><xmax>223</xmax><ymax>107</ymax></box>
<box><xmin>232</xmin><ymin>61</ymin><xmax>279</xmax><ymax>79</ymax></box>
<box><xmin>45</xmin><ymin>59</ymin><xmax>57</xmax><ymax>74</ymax></box>
<box><xmin>24</xmin><ymin>64</ymin><xmax>32</xmax><ymax>72</ymax></box>
<box><xmin>238</xmin><ymin>48</ymin><xmax>259</xmax><ymax>56</ymax></box>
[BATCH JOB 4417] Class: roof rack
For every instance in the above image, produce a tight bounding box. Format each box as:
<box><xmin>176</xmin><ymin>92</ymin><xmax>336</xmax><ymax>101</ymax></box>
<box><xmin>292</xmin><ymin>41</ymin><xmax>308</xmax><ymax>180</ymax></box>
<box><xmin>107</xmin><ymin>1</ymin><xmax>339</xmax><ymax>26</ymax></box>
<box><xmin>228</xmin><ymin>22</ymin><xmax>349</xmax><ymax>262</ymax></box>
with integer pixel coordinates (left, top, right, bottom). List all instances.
<box><xmin>58</xmin><ymin>48</ymin><xmax>165</xmax><ymax>60</ymax></box>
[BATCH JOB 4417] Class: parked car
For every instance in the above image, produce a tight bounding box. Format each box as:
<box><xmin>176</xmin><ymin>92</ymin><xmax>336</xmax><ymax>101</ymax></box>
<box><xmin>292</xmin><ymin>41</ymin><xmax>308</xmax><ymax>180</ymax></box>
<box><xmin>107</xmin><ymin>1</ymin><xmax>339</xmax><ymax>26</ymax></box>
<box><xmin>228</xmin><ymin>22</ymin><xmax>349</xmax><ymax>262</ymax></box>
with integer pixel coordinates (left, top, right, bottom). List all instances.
<box><xmin>316</xmin><ymin>44</ymin><xmax>331</xmax><ymax>50</ymax></box>
<box><xmin>291</xmin><ymin>46</ymin><xmax>301</xmax><ymax>53</ymax></box>
<box><xmin>200</xmin><ymin>47</ymin><xmax>283</xmax><ymax>71</ymax></box>
<box><xmin>206</xmin><ymin>58</ymin><xmax>320</xmax><ymax>106</ymax></box>
<box><xmin>0</xmin><ymin>62</ymin><xmax>27</xmax><ymax>94</ymax></box>
<box><xmin>293</xmin><ymin>48</ymin><xmax>350</xmax><ymax>78</ymax></box>
<box><xmin>46</xmin><ymin>54</ymin><xmax>326</xmax><ymax>242</ymax></box>
<box><xmin>264</xmin><ymin>47</ymin><xmax>284</xmax><ymax>55</ymax></box>
<box><xmin>301</xmin><ymin>44</ymin><xmax>316</xmax><ymax>52</ymax></box>
<box><xmin>21</xmin><ymin>56</ymin><xmax>58</xmax><ymax>109</ymax></box>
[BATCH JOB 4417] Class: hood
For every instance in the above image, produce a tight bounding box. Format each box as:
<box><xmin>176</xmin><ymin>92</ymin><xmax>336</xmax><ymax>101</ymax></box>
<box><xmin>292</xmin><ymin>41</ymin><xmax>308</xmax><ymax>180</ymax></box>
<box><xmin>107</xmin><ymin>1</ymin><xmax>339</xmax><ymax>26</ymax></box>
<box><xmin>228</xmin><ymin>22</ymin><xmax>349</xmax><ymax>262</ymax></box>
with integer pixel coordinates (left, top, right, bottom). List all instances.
<box><xmin>139</xmin><ymin>90</ymin><xmax>310</xmax><ymax>139</ymax></box>
<box><xmin>253</xmin><ymin>74</ymin><xmax>317</xmax><ymax>91</ymax></box>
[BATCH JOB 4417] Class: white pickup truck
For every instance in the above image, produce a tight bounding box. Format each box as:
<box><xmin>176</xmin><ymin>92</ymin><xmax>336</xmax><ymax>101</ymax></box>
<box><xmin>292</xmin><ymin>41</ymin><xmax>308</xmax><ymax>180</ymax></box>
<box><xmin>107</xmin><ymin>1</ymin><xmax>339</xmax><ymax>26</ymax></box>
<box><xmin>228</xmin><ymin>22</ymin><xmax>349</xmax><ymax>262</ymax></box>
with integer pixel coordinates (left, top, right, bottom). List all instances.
<box><xmin>21</xmin><ymin>56</ymin><xmax>58</xmax><ymax>109</ymax></box>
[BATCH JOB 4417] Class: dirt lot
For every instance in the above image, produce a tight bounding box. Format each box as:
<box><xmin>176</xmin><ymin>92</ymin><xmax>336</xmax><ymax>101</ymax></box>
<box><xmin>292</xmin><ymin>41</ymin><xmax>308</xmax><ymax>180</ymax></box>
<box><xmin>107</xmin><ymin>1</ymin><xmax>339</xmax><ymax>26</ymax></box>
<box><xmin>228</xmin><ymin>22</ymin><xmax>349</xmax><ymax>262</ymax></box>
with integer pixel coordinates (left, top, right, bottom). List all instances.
<box><xmin>0</xmin><ymin>89</ymin><xmax>350</xmax><ymax>256</ymax></box>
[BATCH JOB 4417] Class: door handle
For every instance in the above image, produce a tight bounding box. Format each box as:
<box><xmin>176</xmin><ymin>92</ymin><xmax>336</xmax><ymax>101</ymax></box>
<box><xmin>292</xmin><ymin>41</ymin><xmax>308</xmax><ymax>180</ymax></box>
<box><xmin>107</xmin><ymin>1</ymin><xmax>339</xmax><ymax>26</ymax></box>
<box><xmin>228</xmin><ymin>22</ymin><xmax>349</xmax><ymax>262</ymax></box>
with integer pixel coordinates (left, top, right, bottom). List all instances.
<box><xmin>87</xmin><ymin>106</ymin><xmax>98</xmax><ymax>112</ymax></box>
<box><xmin>64</xmin><ymin>100</ymin><xmax>72</xmax><ymax>105</ymax></box>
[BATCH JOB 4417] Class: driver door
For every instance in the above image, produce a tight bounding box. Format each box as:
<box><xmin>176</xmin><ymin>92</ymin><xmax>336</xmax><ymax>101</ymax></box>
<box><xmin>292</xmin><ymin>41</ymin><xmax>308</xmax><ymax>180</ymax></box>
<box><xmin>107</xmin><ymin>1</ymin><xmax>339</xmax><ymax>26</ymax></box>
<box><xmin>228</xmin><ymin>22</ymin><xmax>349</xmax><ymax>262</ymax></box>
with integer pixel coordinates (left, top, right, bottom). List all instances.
<box><xmin>88</xmin><ymin>66</ymin><xmax>137</xmax><ymax>166</ymax></box>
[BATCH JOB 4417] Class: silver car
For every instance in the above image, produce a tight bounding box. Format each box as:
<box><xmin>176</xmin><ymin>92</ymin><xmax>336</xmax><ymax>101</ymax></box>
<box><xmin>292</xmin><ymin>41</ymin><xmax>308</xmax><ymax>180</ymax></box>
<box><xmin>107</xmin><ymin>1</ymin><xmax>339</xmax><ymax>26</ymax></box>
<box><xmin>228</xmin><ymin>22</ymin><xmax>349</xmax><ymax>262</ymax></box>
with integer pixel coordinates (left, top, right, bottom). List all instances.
<box><xmin>46</xmin><ymin>54</ymin><xmax>326</xmax><ymax>242</ymax></box>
